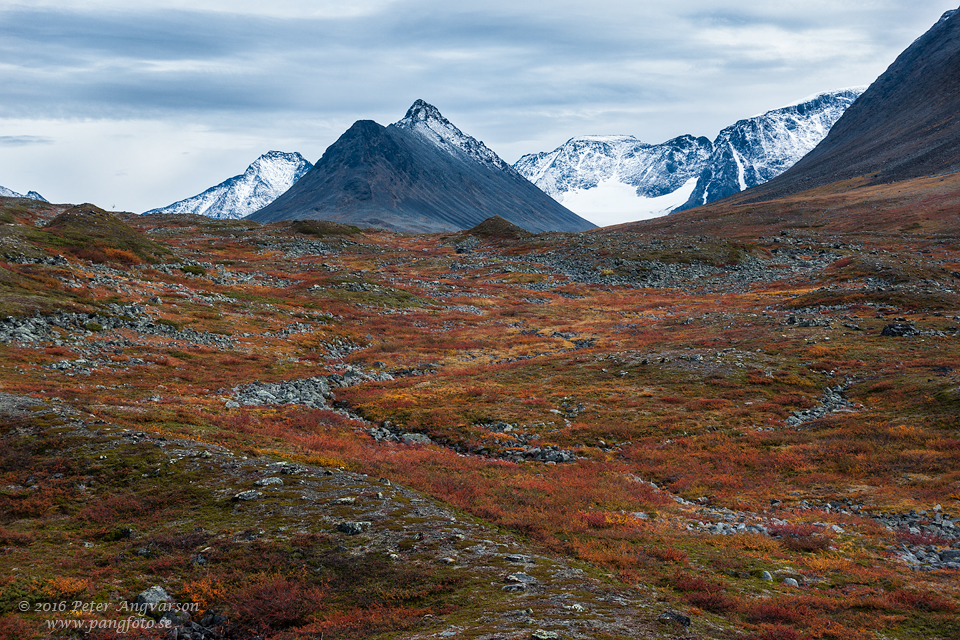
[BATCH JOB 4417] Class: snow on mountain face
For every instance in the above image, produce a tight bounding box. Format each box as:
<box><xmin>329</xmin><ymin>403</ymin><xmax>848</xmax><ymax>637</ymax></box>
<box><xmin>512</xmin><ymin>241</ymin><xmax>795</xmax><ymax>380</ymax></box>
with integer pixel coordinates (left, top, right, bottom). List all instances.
<box><xmin>144</xmin><ymin>151</ymin><xmax>313</xmax><ymax>219</ymax></box>
<box><xmin>0</xmin><ymin>185</ymin><xmax>47</xmax><ymax>202</ymax></box>
<box><xmin>514</xmin><ymin>88</ymin><xmax>865</xmax><ymax>225</ymax></box>
<box><xmin>392</xmin><ymin>99</ymin><xmax>513</xmax><ymax>172</ymax></box>
<box><xmin>677</xmin><ymin>88</ymin><xmax>865</xmax><ymax>211</ymax></box>
<box><xmin>514</xmin><ymin>134</ymin><xmax>712</xmax><ymax>224</ymax></box>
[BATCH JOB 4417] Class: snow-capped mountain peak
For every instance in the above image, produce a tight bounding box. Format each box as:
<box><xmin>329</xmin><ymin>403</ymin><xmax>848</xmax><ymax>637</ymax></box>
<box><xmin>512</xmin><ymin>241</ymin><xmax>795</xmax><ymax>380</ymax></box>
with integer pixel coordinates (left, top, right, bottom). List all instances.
<box><xmin>144</xmin><ymin>151</ymin><xmax>312</xmax><ymax>219</ymax></box>
<box><xmin>676</xmin><ymin>87</ymin><xmax>865</xmax><ymax>210</ymax></box>
<box><xmin>392</xmin><ymin>99</ymin><xmax>511</xmax><ymax>171</ymax></box>
<box><xmin>514</xmin><ymin>87</ymin><xmax>865</xmax><ymax>225</ymax></box>
<box><xmin>0</xmin><ymin>185</ymin><xmax>47</xmax><ymax>202</ymax></box>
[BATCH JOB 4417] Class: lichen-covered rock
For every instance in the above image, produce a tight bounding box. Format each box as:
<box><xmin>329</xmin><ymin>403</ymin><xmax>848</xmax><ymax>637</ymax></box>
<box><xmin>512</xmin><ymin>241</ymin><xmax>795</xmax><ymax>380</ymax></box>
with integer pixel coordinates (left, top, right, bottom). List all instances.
<box><xmin>337</xmin><ymin>521</ymin><xmax>371</xmax><ymax>535</ymax></box>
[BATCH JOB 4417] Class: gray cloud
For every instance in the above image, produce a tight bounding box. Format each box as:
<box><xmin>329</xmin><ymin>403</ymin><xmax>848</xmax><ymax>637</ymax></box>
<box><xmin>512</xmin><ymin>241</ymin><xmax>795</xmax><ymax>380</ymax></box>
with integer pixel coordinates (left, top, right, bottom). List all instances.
<box><xmin>0</xmin><ymin>135</ymin><xmax>54</xmax><ymax>146</ymax></box>
<box><xmin>0</xmin><ymin>2</ymin><xmax>922</xmax><ymax>119</ymax></box>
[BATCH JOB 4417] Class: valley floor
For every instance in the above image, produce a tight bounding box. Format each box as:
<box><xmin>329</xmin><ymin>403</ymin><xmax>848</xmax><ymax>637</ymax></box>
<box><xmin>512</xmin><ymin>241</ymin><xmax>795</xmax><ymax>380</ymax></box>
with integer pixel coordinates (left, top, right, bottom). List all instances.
<box><xmin>1</xmin><ymin>201</ymin><xmax>958</xmax><ymax>639</ymax></box>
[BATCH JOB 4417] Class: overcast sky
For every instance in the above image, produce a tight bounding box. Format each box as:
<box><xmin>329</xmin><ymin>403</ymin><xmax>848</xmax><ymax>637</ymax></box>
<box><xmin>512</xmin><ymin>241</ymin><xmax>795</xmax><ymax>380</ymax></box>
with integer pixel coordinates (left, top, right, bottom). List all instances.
<box><xmin>0</xmin><ymin>0</ymin><xmax>955</xmax><ymax>212</ymax></box>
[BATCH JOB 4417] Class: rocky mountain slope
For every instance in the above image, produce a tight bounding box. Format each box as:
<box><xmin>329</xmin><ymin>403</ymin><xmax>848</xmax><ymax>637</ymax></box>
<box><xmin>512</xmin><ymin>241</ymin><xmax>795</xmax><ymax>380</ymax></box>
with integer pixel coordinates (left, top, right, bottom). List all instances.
<box><xmin>514</xmin><ymin>89</ymin><xmax>864</xmax><ymax>224</ymax></box>
<box><xmin>743</xmin><ymin>7</ymin><xmax>960</xmax><ymax>201</ymax></box>
<box><xmin>0</xmin><ymin>185</ymin><xmax>47</xmax><ymax>201</ymax></box>
<box><xmin>248</xmin><ymin>101</ymin><xmax>596</xmax><ymax>234</ymax></box>
<box><xmin>144</xmin><ymin>151</ymin><xmax>313</xmax><ymax>219</ymax></box>
<box><xmin>676</xmin><ymin>88</ymin><xmax>864</xmax><ymax>210</ymax></box>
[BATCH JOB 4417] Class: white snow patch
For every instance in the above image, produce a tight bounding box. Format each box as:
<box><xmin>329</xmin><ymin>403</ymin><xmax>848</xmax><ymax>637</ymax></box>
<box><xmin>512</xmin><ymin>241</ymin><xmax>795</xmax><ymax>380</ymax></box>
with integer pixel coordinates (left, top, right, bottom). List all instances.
<box><xmin>559</xmin><ymin>177</ymin><xmax>698</xmax><ymax>227</ymax></box>
<box><xmin>730</xmin><ymin>142</ymin><xmax>747</xmax><ymax>191</ymax></box>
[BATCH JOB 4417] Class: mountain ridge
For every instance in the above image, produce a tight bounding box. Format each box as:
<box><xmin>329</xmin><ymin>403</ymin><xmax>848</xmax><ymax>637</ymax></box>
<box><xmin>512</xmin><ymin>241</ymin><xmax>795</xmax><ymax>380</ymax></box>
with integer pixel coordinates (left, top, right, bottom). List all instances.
<box><xmin>739</xmin><ymin>6</ymin><xmax>960</xmax><ymax>202</ymax></box>
<box><xmin>144</xmin><ymin>151</ymin><xmax>313</xmax><ymax>219</ymax></box>
<box><xmin>514</xmin><ymin>88</ymin><xmax>864</xmax><ymax>224</ymax></box>
<box><xmin>0</xmin><ymin>185</ymin><xmax>47</xmax><ymax>202</ymax></box>
<box><xmin>676</xmin><ymin>87</ymin><xmax>865</xmax><ymax>210</ymax></box>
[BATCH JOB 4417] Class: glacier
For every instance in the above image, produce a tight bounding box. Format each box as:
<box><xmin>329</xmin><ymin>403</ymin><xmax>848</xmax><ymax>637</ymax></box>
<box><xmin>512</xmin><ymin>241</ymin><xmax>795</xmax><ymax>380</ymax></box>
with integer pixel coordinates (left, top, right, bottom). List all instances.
<box><xmin>555</xmin><ymin>177</ymin><xmax>700</xmax><ymax>227</ymax></box>
<box><xmin>144</xmin><ymin>151</ymin><xmax>313</xmax><ymax>219</ymax></box>
<box><xmin>515</xmin><ymin>88</ymin><xmax>866</xmax><ymax>225</ymax></box>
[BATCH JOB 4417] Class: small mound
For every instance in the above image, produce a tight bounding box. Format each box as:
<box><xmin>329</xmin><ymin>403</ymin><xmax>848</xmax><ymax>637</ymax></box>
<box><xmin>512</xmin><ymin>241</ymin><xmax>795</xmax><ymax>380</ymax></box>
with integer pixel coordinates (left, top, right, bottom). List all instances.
<box><xmin>40</xmin><ymin>204</ymin><xmax>170</xmax><ymax>264</ymax></box>
<box><xmin>45</xmin><ymin>203</ymin><xmax>124</xmax><ymax>230</ymax></box>
<box><xmin>288</xmin><ymin>219</ymin><xmax>364</xmax><ymax>237</ymax></box>
<box><xmin>463</xmin><ymin>216</ymin><xmax>532</xmax><ymax>241</ymax></box>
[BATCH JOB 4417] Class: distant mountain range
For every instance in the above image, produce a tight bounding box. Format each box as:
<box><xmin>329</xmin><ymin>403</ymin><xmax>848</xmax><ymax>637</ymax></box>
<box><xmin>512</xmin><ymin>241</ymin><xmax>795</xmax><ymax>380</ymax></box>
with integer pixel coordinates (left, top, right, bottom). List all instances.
<box><xmin>0</xmin><ymin>185</ymin><xmax>47</xmax><ymax>202</ymax></box>
<box><xmin>514</xmin><ymin>88</ymin><xmax>864</xmax><ymax>225</ymax></box>
<box><xmin>144</xmin><ymin>151</ymin><xmax>312</xmax><ymax>219</ymax></box>
<box><xmin>743</xmin><ymin>8</ymin><xmax>960</xmax><ymax>202</ymax></box>
<box><xmin>248</xmin><ymin>100</ymin><xmax>595</xmax><ymax>233</ymax></box>
<box><xmin>142</xmin><ymin>87</ymin><xmax>865</xmax><ymax>228</ymax></box>
<box><xmin>514</xmin><ymin>134</ymin><xmax>712</xmax><ymax>225</ymax></box>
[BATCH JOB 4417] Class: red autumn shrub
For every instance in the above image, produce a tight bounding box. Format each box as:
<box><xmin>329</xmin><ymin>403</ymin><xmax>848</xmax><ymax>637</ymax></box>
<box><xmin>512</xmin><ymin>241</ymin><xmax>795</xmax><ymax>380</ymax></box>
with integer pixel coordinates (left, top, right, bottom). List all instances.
<box><xmin>230</xmin><ymin>573</ymin><xmax>327</xmax><ymax>633</ymax></box>
<box><xmin>768</xmin><ymin>523</ymin><xmax>831</xmax><ymax>552</ymax></box>
<box><xmin>744</xmin><ymin>601</ymin><xmax>807</xmax><ymax>625</ymax></box>
<box><xmin>0</xmin><ymin>615</ymin><xmax>35</xmax><ymax>640</ymax></box>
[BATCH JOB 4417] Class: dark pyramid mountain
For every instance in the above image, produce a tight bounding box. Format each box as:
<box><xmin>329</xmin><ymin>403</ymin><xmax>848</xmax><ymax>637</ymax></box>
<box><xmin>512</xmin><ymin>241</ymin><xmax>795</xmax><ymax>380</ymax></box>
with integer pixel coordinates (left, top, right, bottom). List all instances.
<box><xmin>742</xmin><ymin>7</ymin><xmax>960</xmax><ymax>202</ymax></box>
<box><xmin>248</xmin><ymin>101</ymin><xmax>596</xmax><ymax>233</ymax></box>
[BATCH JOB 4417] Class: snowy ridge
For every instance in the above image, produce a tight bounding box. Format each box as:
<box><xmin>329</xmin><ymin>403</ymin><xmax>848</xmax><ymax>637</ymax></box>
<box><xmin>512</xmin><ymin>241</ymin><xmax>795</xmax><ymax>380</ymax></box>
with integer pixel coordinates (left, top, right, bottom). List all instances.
<box><xmin>514</xmin><ymin>88</ymin><xmax>865</xmax><ymax>225</ymax></box>
<box><xmin>0</xmin><ymin>185</ymin><xmax>47</xmax><ymax>202</ymax></box>
<box><xmin>144</xmin><ymin>151</ymin><xmax>312</xmax><ymax>219</ymax></box>
<box><xmin>679</xmin><ymin>87</ymin><xmax>865</xmax><ymax>210</ymax></box>
<box><xmin>392</xmin><ymin>99</ymin><xmax>513</xmax><ymax>172</ymax></box>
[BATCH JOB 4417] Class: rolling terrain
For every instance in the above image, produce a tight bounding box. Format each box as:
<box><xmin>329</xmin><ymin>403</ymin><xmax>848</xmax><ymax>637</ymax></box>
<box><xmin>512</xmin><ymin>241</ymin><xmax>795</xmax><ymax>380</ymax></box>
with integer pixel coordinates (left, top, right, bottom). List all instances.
<box><xmin>0</xmin><ymin>191</ymin><xmax>958</xmax><ymax>640</ymax></box>
<box><xmin>1</xmin><ymin>8</ymin><xmax>959</xmax><ymax>640</ymax></box>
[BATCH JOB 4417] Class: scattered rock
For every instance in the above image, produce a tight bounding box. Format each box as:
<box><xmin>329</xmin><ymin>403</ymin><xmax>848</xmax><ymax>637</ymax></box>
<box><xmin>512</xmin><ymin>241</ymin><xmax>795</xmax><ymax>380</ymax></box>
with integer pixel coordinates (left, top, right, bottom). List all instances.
<box><xmin>786</xmin><ymin>385</ymin><xmax>855</xmax><ymax>426</ymax></box>
<box><xmin>232</xmin><ymin>490</ymin><xmax>262</xmax><ymax>501</ymax></box>
<box><xmin>881</xmin><ymin>323</ymin><xmax>918</xmax><ymax>337</ymax></box>
<box><xmin>337</xmin><ymin>521</ymin><xmax>371</xmax><ymax>535</ymax></box>
<box><xmin>401</xmin><ymin>432</ymin><xmax>433</xmax><ymax>445</ymax></box>
<box><xmin>940</xmin><ymin>549</ymin><xmax>960</xmax><ymax>563</ymax></box>
<box><xmin>506</xmin><ymin>572</ymin><xmax>537</xmax><ymax>584</ymax></box>
<box><xmin>505</xmin><ymin>554</ymin><xmax>533</xmax><ymax>563</ymax></box>
<box><xmin>253</xmin><ymin>477</ymin><xmax>283</xmax><ymax>487</ymax></box>
<box><xmin>455</xmin><ymin>236</ymin><xmax>481</xmax><ymax>254</ymax></box>
<box><xmin>657</xmin><ymin>610</ymin><xmax>691</xmax><ymax>627</ymax></box>
<box><xmin>135</xmin><ymin>585</ymin><xmax>172</xmax><ymax>610</ymax></box>
<box><xmin>782</xmin><ymin>577</ymin><xmax>800</xmax><ymax>587</ymax></box>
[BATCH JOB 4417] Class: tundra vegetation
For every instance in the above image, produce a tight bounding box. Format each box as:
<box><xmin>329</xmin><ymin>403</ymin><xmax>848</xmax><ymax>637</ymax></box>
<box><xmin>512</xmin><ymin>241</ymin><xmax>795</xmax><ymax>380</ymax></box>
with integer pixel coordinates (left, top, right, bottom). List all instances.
<box><xmin>0</xmin><ymin>190</ymin><xmax>958</xmax><ymax>639</ymax></box>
